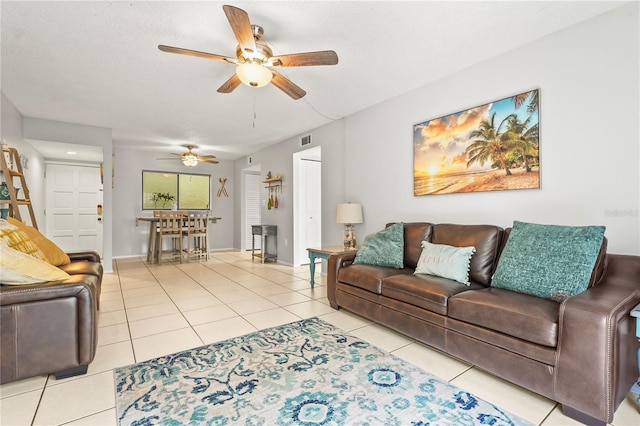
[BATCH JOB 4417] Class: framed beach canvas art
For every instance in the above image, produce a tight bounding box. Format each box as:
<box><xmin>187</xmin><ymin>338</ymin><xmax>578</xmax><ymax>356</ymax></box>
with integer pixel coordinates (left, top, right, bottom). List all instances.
<box><xmin>413</xmin><ymin>89</ymin><xmax>540</xmax><ymax>196</ymax></box>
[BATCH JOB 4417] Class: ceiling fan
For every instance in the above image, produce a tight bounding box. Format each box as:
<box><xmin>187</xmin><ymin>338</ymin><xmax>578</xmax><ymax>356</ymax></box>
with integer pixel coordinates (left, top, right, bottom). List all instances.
<box><xmin>158</xmin><ymin>4</ymin><xmax>338</xmax><ymax>100</ymax></box>
<box><xmin>157</xmin><ymin>145</ymin><xmax>219</xmax><ymax>167</ymax></box>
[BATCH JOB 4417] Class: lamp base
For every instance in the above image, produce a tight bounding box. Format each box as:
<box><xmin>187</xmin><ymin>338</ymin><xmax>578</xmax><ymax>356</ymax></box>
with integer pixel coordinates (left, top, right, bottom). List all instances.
<box><xmin>343</xmin><ymin>224</ymin><xmax>357</xmax><ymax>250</ymax></box>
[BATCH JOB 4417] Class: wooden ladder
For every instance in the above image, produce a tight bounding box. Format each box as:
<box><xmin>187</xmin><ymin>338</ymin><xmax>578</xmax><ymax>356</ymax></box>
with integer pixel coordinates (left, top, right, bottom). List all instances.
<box><xmin>0</xmin><ymin>145</ymin><xmax>38</xmax><ymax>229</ymax></box>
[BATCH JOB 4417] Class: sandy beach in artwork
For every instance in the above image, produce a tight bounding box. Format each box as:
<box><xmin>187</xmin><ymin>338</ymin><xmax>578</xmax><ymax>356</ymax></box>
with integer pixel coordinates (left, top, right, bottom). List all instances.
<box><xmin>414</xmin><ymin>167</ymin><xmax>540</xmax><ymax>195</ymax></box>
<box><xmin>456</xmin><ymin>168</ymin><xmax>539</xmax><ymax>193</ymax></box>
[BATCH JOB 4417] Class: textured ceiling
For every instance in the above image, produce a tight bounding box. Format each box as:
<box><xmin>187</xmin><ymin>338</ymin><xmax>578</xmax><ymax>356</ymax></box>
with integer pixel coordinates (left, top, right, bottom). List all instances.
<box><xmin>1</xmin><ymin>1</ymin><xmax>627</xmax><ymax>160</ymax></box>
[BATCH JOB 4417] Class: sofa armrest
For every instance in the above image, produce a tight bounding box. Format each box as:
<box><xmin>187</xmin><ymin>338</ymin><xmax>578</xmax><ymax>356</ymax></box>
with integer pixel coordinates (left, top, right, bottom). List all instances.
<box><xmin>327</xmin><ymin>252</ymin><xmax>357</xmax><ymax>308</ymax></box>
<box><xmin>0</xmin><ymin>279</ymin><xmax>97</xmax><ymax>306</ymax></box>
<box><xmin>555</xmin><ymin>254</ymin><xmax>640</xmax><ymax>423</ymax></box>
<box><xmin>0</xmin><ymin>281</ymin><xmax>98</xmax><ymax>383</ymax></box>
<box><xmin>67</xmin><ymin>251</ymin><xmax>101</xmax><ymax>263</ymax></box>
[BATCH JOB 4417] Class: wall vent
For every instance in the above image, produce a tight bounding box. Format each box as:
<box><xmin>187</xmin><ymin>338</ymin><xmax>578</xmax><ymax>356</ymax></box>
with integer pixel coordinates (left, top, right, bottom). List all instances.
<box><xmin>300</xmin><ymin>134</ymin><xmax>312</xmax><ymax>147</ymax></box>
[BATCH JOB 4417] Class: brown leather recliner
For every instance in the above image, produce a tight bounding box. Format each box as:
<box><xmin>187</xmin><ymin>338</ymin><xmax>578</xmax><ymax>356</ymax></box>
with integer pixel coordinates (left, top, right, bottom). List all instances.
<box><xmin>0</xmin><ymin>250</ymin><xmax>102</xmax><ymax>384</ymax></box>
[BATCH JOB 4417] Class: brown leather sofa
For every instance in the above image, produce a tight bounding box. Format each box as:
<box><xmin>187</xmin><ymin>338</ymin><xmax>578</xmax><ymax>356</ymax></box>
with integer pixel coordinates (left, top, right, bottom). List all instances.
<box><xmin>0</xmin><ymin>250</ymin><xmax>102</xmax><ymax>384</ymax></box>
<box><xmin>327</xmin><ymin>222</ymin><xmax>640</xmax><ymax>426</ymax></box>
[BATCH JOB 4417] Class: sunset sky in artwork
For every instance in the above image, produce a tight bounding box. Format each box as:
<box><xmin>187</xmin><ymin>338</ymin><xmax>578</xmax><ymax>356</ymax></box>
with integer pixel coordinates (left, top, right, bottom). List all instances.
<box><xmin>413</xmin><ymin>92</ymin><xmax>538</xmax><ymax>177</ymax></box>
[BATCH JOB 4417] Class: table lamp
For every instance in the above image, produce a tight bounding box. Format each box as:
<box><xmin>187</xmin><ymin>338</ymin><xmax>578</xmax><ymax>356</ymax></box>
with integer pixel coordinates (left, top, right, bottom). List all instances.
<box><xmin>336</xmin><ymin>203</ymin><xmax>363</xmax><ymax>250</ymax></box>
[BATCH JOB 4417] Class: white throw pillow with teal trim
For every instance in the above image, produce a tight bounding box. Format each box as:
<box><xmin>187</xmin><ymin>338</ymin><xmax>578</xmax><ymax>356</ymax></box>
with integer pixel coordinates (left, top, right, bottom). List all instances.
<box><xmin>492</xmin><ymin>221</ymin><xmax>606</xmax><ymax>301</ymax></box>
<box><xmin>414</xmin><ymin>241</ymin><xmax>476</xmax><ymax>285</ymax></box>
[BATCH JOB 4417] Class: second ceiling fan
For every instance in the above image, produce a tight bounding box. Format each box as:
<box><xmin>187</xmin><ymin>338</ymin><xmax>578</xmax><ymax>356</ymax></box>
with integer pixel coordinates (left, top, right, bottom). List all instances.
<box><xmin>157</xmin><ymin>145</ymin><xmax>219</xmax><ymax>167</ymax></box>
<box><xmin>158</xmin><ymin>4</ymin><xmax>338</xmax><ymax>100</ymax></box>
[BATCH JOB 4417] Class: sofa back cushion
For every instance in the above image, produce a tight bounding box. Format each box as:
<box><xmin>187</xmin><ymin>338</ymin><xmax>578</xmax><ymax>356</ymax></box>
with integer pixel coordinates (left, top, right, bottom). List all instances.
<box><xmin>387</xmin><ymin>222</ymin><xmax>433</xmax><ymax>269</ymax></box>
<box><xmin>431</xmin><ymin>224</ymin><xmax>504</xmax><ymax>286</ymax></box>
<box><xmin>589</xmin><ymin>236</ymin><xmax>608</xmax><ymax>287</ymax></box>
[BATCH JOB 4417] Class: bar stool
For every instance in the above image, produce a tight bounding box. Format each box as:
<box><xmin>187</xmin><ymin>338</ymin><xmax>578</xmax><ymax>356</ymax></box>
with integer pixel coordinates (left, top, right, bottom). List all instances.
<box><xmin>183</xmin><ymin>212</ymin><xmax>209</xmax><ymax>261</ymax></box>
<box><xmin>146</xmin><ymin>210</ymin><xmax>161</xmax><ymax>263</ymax></box>
<box><xmin>156</xmin><ymin>210</ymin><xmax>186</xmax><ymax>263</ymax></box>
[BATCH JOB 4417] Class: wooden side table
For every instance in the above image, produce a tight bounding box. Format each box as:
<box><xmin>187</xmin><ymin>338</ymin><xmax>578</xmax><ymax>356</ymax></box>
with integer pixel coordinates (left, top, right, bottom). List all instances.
<box><xmin>252</xmin><ymin>225</ymin><xmax>277</xmax><ymax>263</ymax></box>
<box><xmin>631</xmin><ymin>303</ymin><xmax>640</xmax><ymax>403</ymax></box>
<box><xmin>306</xmin><ymin>246</ymin><xmax>355</xmax><ymax>288</ymax></box>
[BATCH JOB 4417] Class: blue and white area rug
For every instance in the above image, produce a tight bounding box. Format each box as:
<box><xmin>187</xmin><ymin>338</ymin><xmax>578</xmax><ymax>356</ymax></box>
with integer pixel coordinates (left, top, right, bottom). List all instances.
<box><xmin>115</xmin><ymin>317</ymin><xmax>533</xmax><ymax>425</ymax></box>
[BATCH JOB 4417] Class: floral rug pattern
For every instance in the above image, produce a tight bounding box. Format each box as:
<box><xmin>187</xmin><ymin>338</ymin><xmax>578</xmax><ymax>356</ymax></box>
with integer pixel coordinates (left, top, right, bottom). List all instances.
<box><xmin>115</xmin><ymin>318</ymin><xmax>533</xmax><ymax>425</ymax></box>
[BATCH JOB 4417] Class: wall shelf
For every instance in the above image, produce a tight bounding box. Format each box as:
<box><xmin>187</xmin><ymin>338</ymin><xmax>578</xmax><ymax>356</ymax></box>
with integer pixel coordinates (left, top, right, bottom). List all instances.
<box><xmin>263</xmin><ymin>173</ymin><xmax>282</xmax><ymax>210</ymax></box>
<box><xmin>0</xmin><ymin>145</ymin><xmax>37</xmax><ymax>228</ymax></box>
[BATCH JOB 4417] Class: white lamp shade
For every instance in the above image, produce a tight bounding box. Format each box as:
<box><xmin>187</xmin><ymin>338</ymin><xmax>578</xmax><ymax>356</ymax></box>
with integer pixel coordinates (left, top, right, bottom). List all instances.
<box><xmin>236</xmin><ymin>62</ymin><xmax>273</xmax><ymax>88</ymax></box>
<box><xmin>336</xmin><ymin>203</ymin><xmax>363</xmax><ymax>224</ymax></box>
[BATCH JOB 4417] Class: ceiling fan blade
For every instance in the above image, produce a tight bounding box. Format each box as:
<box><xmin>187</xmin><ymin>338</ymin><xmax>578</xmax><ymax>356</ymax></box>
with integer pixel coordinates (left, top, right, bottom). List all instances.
<box><xmin>222</xmin><ymin>5</ymin><xmax>257</xmax><ymax>56</ymax></box>
<box><xmin>217</xmin><ymin>74</ymin><xmax>242</xmax><ymax>93</ymax></box>
<box><xmin>270</xmin><ymin>50</ymin><xmax>339</xmax><ymax>67</ymax></box>
<box><xmin>198</xmin><ymin>154</ymin><xmax>217</xmax><ymax>159</ymax></box>
<box><xmin>201</xmin><ymin>159</ymin><xmax>220</xmax><ymax>164</ymax></box>
<box><xmin>271</xmin><ymin>70</ymin><xmax>306</xmax><ymax>100</ymax></box>
<box><xmin>158</xmin><ymin>45</ymin><xmax>236</xmax><ymax>63</ymax></box>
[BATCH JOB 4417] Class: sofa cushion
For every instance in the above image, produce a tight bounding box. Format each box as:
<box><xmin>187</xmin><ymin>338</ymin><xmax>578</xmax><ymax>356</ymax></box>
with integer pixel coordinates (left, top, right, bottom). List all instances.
<box><xmin>431</xmin><ymin>224</ymin><xmax>503</xmax><ymax>286</ymax></box>
<box><xmin>354</xmin><ymin>222</ymin><xmax>404</xmax><ymax>268</ymax></box>
<box><xmin>382</xmin><ymin>274</ymin><xmax>483</xmax><ymax>316</ymax></box>
<box><xmin>387</xmin><ymin>222</ymin><xmax>433</xmax><ymax>269</ymax></box>
<box><xmin>6</xmin><ymin>217</ymin><xmax>70</xmax><ymax>266</ymax></box>
<box><xmin>415</xmin><ymin>241</ymin><xmax>476</xmax><ymax>285</ymax></box>
<box><xmin>448</xmin><ymin>288</ymin><xmax>560</xmax><ymax>347</ymax></box>
<box><xmin>338</xmin><ymin>264</ymin><xmax>411</xmax><ymax>294</ymax></box>
<box><xmin>59</xmin><ymin>261</ymin><xmax>104</xmax><ymax>278</ymax></box>
<box><xmin>0</xmin><ymin>241</ymin><xmax>70</xmax><ymax>285</ymax></box>
<box><xmin>492</xmin><ymin>221</ymin><xmax>606</xmax><ymax>301</ymax></box>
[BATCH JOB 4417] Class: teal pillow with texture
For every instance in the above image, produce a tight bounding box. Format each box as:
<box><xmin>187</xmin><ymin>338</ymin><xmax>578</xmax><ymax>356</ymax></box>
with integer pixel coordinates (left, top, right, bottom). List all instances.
<box><xmin>492</xmin><ymin>221</ymin><xmax>606</xmax><ymax>301</ymax></box>
<box><xmin>353</xmin><ymin>222</ymin><xmax>404</xmax><ymax>268</ymax></box>
<box><xmin>414</xmin><ymin>241</ymin><xmax>476</xmax><ymax>285</ymax></box>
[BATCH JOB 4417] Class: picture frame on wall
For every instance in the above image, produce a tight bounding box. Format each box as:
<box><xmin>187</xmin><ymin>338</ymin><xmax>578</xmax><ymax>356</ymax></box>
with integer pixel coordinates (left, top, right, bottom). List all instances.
<box><xmin>413</xmin><ymin>89</ymin><xmax>540</xmax><ymax>196</ymax></box>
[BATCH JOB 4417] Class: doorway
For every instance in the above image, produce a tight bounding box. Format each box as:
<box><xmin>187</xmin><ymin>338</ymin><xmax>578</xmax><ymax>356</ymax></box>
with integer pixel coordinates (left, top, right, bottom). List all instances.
<box><xmin>242</xmin><ymin>167</ymin><xmax>261</xmax><ymax>251</ymax></box>
<box><xmin>45</xmin><ymin>162</ymin><xmax>103</xmax><ymax>256</ymax></box>
<box><xmin>293</xmin><ymin>146</ymin><xmax>322</xmax><ymax>266</ymax></box>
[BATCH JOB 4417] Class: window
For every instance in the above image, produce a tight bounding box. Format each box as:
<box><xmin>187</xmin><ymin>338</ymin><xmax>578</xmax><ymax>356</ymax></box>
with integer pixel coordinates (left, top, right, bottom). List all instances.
<box><xmin>142</xmin><ymin>171</ymin><xmax>211</xmax><ymax>210</ymax></box>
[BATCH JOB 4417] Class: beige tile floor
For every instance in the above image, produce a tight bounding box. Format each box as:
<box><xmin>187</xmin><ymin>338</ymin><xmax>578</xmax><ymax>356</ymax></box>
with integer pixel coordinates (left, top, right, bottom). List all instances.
<box><xmin>1</xmin><ymin>250</ymin><xmax>638</xmax><ymax>425</ymax></box>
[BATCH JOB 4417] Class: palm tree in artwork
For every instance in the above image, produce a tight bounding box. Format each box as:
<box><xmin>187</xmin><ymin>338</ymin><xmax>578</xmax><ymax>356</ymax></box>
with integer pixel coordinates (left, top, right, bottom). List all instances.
<box><xmin>466</xmin><ymin>112</ymin><xmax>515</xmax><ymax>176</ymax></box>
<box><xmin>512</xmin><ymin>89</ymin><xmax>539</xmax><ymax>113</ymax></box>
<box><xmin>504</xmin><ymin>115</ymin><xmax>539</xmax><ymax>172</ymax></box>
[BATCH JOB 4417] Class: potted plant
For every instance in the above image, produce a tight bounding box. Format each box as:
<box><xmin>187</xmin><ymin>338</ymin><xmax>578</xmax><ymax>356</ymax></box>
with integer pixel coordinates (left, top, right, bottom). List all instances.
<box><xmin>152</xmin><ymin>192</ymin><xmax>176</xmax><ymax>208</ymax></box>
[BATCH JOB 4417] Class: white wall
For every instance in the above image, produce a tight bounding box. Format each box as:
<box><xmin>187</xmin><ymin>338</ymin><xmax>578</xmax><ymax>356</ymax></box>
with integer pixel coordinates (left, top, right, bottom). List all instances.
<box><xmin>0</xmin><ymin>94</ymin><xmax>46</xmax><ymax>228</ymax></box>
<box><xmin>113</xmin><ymin>146</ymin><xmax>235</xmax><ymax>257</ymax></box>
<box><xmin>233</xmin><ymin>119</ymin><xmax>345</xmax><ymax>264</ymax></box>
<box><xmin>341</xmin><ymin>3</ymin><xmax>639</xmax><ymax>255</ymax></box>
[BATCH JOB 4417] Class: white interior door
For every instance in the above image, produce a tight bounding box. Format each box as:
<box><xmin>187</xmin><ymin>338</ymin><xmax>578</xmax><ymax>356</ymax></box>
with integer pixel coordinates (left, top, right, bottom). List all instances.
<box><xmin>294</xmin><ymin>147</ymin><xmax>322</xmax><ymax>266</ymax></box>
<box><xmin>45</xmin><ymin>163</ymin><xmax>103</xmax><ymax>255</ymax></box>
<box><xmin>243</xmin><ymin>171</ymin><xmax>261</xmax><ymax>251</ymax></box>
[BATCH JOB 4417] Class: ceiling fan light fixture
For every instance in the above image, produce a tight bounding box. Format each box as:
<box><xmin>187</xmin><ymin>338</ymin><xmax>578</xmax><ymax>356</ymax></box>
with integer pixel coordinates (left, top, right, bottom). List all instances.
<box><xmin>182</xmin><ymin>154</ymin><xmax>199</xmax><ymax>167</ymax></box>
<box><xmin>236</xmin><ymin>61</ymin><xmax>272</xmax><ymax>88</ymax></box>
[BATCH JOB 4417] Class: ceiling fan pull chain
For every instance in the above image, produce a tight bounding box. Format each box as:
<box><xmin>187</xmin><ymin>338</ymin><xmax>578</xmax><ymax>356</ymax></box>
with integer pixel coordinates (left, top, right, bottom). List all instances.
<box><xmin>253</xmin><ymin>95</ymin><xmax>257</xmax><ymax>128</ymax></box>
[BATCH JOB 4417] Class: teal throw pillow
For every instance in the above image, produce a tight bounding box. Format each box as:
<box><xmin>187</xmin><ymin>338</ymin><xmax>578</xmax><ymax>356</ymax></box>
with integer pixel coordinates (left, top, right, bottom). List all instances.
<box><xmin>492</xmin><ymin>221</ymin><xmax>606</xmax><ymax>301</ymax></box>
<box><xmin>353</xmin><ymin>222</ymin><xmax>404</xmax><ymax>268</ymax></box>
<box><xmin>414</xmin><ymin>241</ymin><xmax>476</xmax><ymax>285</ymax></box>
